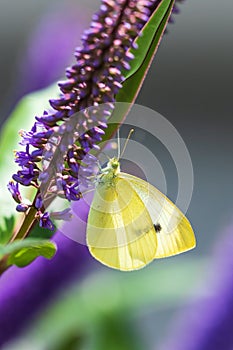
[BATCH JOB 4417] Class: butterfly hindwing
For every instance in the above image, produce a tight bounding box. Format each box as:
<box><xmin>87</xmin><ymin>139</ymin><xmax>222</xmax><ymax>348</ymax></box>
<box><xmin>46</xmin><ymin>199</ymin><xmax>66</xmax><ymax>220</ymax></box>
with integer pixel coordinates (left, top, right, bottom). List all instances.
<box><xmin>87</xmin><ymin>177</ymin><xmax>157</xmax><ymax>271</ymax></box>
<box><xmin>120</xmin><ymin>173</ymin><xmax>196</xmax><ymax>258</ymax></box>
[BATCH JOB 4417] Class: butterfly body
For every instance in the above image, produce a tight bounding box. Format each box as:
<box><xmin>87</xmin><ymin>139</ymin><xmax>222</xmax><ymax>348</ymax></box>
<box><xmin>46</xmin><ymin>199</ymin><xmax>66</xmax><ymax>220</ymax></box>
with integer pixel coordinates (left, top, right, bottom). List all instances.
<box><xmin>96</xmin><ymin>157</ymin><xmax>120</xmax><ymax>185</ymax></box>
<box><xmin>86</xmin><ymin>157</ymin><xmax>196</xmax><ymax>271</ymax></box>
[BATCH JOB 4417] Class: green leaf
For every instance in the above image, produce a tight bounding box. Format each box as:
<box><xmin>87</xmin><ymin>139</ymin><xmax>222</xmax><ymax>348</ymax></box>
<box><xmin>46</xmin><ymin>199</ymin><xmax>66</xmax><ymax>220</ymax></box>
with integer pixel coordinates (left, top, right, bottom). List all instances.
<box><xmin>0</xmin><ymin>216</ymin><xmax>15</xmax><ymax>244</ymax></box>
<box><xmin>123</xmin><ymin>0</ymin><xmax>175</xmax><ymax>82</ymax></box>
<box><xmin>0</xmin><ymin>84</ymin><xmax>58</xmax><ymax>223</ymax></box>
<box><xmin>0</xmin><ymin>238</ymin><xmax>56</xmax><ymax>267</ymax></box>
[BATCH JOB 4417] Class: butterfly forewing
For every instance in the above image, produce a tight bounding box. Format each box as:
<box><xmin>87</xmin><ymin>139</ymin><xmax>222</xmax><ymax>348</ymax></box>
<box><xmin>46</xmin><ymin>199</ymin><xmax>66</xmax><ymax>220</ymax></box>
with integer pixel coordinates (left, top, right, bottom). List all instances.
<box><xmin>120</xmin><ymin>173</ymin><xmax>196</xmax><ymax>258</ymax></box>
<box><xmin>87</xmin><ymin>177</ymin><xmax>157</xmax><ymax>271</ymax></box>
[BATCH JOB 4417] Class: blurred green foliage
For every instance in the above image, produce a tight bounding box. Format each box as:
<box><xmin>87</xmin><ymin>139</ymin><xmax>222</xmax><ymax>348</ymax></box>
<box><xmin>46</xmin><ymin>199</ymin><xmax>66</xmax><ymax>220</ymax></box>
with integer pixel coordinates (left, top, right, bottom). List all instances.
<box><xmin>12</xmin><ymin>257</ymin><xmax>205</xmax><ymax>349</ymax></box>
<box><xmin>0</xmin><ymin>216</ymin><xmax>15</xmax><ymax>245</ymax></box>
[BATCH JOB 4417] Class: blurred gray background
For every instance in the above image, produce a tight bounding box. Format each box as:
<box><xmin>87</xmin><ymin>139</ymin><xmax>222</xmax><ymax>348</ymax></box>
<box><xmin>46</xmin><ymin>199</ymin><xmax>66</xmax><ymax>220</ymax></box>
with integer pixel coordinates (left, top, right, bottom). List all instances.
<box><xmin>0</xmin><ymin>0</ymin><xmax>232</xmax><ymax>347</ymax></box>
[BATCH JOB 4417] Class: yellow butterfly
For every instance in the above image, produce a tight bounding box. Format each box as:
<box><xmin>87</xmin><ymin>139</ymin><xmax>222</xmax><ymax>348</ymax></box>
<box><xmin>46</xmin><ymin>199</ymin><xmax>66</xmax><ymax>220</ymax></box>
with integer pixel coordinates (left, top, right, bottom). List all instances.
<box><xmin>86</xmin><ymin>134</ymin><xmax>196</xmax><ymax>271</ymax></box>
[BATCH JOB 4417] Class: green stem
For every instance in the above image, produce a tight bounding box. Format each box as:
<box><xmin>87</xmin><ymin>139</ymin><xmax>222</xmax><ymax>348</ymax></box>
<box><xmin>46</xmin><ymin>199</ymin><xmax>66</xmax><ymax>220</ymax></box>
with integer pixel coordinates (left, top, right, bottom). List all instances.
<box><xmin>10</xmin><ymin>206</ymin><xmax>38</xmax><ymax>241</ymax></box>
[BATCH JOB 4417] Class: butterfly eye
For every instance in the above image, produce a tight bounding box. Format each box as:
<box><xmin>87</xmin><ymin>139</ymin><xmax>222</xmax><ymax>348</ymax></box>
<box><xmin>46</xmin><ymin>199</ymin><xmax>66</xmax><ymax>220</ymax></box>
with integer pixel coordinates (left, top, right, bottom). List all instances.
<box><xmin>112</xmin><ymin>162</ymin><xmax>118</xmax><ymax>169</ymax></box>
<box><xmin>109</xmin><ymin>158</ymin><xmax>119</xmax><ymax>169</ymax></box>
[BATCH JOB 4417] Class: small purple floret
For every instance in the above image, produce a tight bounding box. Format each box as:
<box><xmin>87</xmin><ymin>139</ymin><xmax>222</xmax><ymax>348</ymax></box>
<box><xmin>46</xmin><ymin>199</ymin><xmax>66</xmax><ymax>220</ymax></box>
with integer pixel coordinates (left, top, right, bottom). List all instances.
<box><xmin>16</xmin><ymin>203</ymin><xmax>29</xmax><ymax>212</ymax></box>
<box><xmin>39</xmin><ymin>212</ymin><xmax>55</xmax><ymax>231</ymax></box>
<box><xmin>63</xmin><ymin>181</ymin><xmax>82</xmax><ymax>202</ymax></box>
<box><xmin>12</xmin><ymin>164</ymin><xmax>38</xmax><ymax>186</ymax></box>
<box><xmin>7</xmin><ymin>181</ymin><xmax>22</xmax><ymax>203</ymax></box>
<box><xmin>35</xmin><ymin>194</ymin><xmax>43</xmax><ymax>210</ymax></box>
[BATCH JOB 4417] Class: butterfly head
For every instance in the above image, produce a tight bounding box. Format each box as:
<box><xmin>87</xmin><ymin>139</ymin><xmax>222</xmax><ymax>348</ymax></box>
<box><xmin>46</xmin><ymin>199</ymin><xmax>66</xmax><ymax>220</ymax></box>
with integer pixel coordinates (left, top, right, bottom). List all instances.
<box><xmin>100</xmin><ymin>128</ymin><xmax>133</xmax><ymax>178</ymax></box>
<box><xmin>107</xmin><ymin>157</ymin><xmax>120</xmax><ymax>174</ymax></box>
<box><xmin>97</xmin><ymin>157</ymin><xmax>120</xmax><ymax>185</ymax></box>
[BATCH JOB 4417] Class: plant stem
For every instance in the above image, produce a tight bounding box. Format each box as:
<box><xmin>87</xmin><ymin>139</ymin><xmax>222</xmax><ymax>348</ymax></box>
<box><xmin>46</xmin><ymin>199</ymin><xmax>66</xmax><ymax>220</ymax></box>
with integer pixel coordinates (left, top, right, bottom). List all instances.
<box><xmin>0</xmin><ymin>256</ymin><xmax>9</xmax><ymax>276</ymax></box>
<box><xmin>10</xmin><ymin>206</ymin><xmax>38</xmax><ymax>242</ymax></box>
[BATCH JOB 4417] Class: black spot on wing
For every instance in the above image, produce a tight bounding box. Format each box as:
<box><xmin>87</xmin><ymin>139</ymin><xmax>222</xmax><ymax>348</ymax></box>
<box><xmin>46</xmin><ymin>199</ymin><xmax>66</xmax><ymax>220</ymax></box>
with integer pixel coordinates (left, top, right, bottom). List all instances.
<box><xmin>154</xmin><ymin>223</ymin><xmax>162</xmax><ymax>233</ymax></box>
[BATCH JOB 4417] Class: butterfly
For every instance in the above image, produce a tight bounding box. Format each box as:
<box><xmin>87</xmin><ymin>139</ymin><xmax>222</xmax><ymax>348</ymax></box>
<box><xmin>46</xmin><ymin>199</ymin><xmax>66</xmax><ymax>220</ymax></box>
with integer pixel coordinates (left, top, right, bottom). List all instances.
<box><xmin>86</xmin><ymin>132</ymin><xmax>196</xmax><ymax>271</ymax></box>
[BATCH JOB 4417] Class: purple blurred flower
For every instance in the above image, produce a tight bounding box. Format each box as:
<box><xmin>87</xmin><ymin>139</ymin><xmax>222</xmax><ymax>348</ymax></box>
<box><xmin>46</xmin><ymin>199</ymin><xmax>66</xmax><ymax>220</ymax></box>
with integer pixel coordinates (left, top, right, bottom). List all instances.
<box><xmin>159</xmin><ymin>222</ymin><xmax>233</xmax><ymax>350</ymax></box>
<box><xmin>18</xmin><ymin>2</ymin><xmax>92</xmax><ymax>95</ymax></box>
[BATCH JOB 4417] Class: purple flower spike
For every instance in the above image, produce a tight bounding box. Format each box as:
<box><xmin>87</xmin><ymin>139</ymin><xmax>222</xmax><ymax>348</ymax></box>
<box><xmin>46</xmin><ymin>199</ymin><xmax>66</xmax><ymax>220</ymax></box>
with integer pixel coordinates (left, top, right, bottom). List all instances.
<box><xmin>9</xmin><ymin>0</ymin><xmax>167</xmax><ymax>232</ymax></box>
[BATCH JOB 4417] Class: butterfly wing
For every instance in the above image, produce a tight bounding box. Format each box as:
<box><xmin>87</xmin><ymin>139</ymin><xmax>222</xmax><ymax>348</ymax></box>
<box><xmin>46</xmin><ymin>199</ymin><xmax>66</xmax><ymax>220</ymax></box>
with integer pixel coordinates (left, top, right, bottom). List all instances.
<box><xmin>120</xmin><ymin>173</ymin><xmax>196</xmax><ymax>258</ymax></box>
<box><xmin>87</xmin><ymin>176</ymin><xmax>157</xmax><ymax>271</ymax></box>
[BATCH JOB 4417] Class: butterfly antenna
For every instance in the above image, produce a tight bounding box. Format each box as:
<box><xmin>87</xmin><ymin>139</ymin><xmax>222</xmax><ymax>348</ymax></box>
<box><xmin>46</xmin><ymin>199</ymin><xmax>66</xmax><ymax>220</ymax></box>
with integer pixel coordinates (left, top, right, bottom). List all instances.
<box><xmin>119</xmin><ymin>128</ymin><xmax>134</xmax><ymax>159</ymax></box>
<box><xmin>117</xmin><ymin>128</ymin><xmax>120</xmax><ymax>159</ymax></box>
